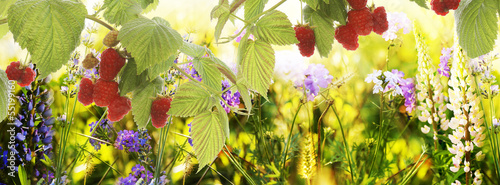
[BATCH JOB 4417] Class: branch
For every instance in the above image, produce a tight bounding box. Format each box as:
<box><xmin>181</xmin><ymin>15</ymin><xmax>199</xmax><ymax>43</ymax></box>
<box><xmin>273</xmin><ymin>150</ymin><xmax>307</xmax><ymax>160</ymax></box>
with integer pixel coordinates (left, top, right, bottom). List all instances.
<box><xmin>0</xmin><ymin>18</ymin><xmax>7</xmax><ymax>25</ymax></box>
<box><xmin>85</xmin><ymin>14</ymin><xmax>114</xmax><ymax>31</ymax></box>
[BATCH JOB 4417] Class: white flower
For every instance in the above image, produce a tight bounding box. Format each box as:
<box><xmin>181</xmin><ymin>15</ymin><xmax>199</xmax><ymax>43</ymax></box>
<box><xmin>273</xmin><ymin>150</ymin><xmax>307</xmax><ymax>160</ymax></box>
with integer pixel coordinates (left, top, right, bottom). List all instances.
<box><xmin>451</xmin><ymin>180</ymin><xmax>462</xmax><ymax>185</ymax></box>
<box><xmin>464</xmin><ymin>160</ymin><xmax>470</xmax><ymax>172</ymax></box>
<box><xmin>421</xmin><ymin>125</ymin><xmax>430</xmax><ymax>134</ymax></box>
<box><xmin>465</xmin><ymin>141</ymin><xmax>474</xmax><ymax>152</ymax></box>
<box><xmin>450</xmin><ymin>165</ymin><xmax>460</xmax><ymax>173</ymax></box>
<box><xmin>382</xmin><ymin>12</ymin><xmax>411</xmax><ymax>41</ymax></box>
<box><xmin>365</xmin><ymin>70</ymin><xmax>382</xmax><ymax>83</ymax></box>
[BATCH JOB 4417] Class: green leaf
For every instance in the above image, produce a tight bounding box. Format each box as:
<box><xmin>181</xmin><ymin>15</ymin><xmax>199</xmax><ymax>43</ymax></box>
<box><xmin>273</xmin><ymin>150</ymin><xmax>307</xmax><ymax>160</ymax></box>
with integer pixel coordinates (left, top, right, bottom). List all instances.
<box><xmin>167</xmin><ymin>81</ymin><xmax>217</xmax><ymax>117</ymax></box>
<box><xmin>239</xmin><ymin>40</ymin><xmax>275</xmax><ymax>98</ymax></box>
<box><xmin>215</xmin><ymin>103</ymin><xmax>229</xmax><ymax>139</ymax></box>
<box><xmin>0</xmin><ymin>70</ymin><xmax>9</xmax><ymax>121</ymax></box>
<box><xmin>8</xmin><ymin>0</ymin><xmax>86</xmax><ymax>78</ymax></box>
<box><xmin>103</xmin><ymin>0</ymin><xmax>141</xmax><ymax>25</ymax></box>
<box><xmin>236</xmin><ymin>79</ymin><xmax>252</xmax><ymax>113</ymax></box>
<box><xmin>252</xmin><ymin>10</ymin><xmax>299</xmax><ymax>46</ymax></box>
<box><xmin>135</xmin><ymin>0</ymin><xmax>159</xmax><ymax>13</ymax></box>
<box><xmin>454</xmin><ymin>0</ymin><xmax>498</xmax><ymax>58</ymax></box>
<box><xmin>191</xmin><ymin>109</ymin><xmax>227</xmax><ymax>171</ymax></box>
<box><xmin>0</xmin><ymin>24</ymin><xmax>8</xmax><ymax>40</ymax></box>
<box><xmin>119</xmin><ymin>59</ymin><xmax>148</xmax><ymax>96</ymax></box>
<box><xmin>211</xmin><ymin>0</ymin><xmax>230</xmax><ymax>42</ymax></box>
<box><xmin>119</xmin><ymin>17</ymin><xmax>183</xmax><ymax>74</ymax></box>
<box><xmin>244</xmin><ymin>0</ymin><xmax>268</xmax><ymax>20</ymax></box>
<box><xmin>302</xmin><ymin>0</ymin><xmax>319</xmax><ymax>10</ymax></box>
<box><xmin>180</xmin><ymin>42</ymin><xmax>206</xmax><ymax>58</ymax></box>
<box><xmin>18</xmin><ymin>165</ymin><xmax>30</xmax><ymax>185</ymax></box>
<box><xmin>147</xmin><ymin>55</ymin><xmax>176</xmax><ymax>80</ymax></box>
<box><xmin>309</xmin><ymin>11</ymin><xmax>335</xmax><ymax>57</ymax></box>
<box><xmin>409</xmin><ymin>0</ymin><xmax>429</xmax><ymax>9</ymax></box>
<box><xmin>206</xmin><ymin>49</ymin><xmax>237</xmax><ymax>84</ymax></box>
<box><xmin>131</xmin><ymin>77</ymin><xmax>164</xmax><ymax>128</ymax></box>
<box><xmin>323</xmin><ymin>0</ymin><xmax>347</xmax><ymax>25</ymax></box>
<box><xmin>192</xmin><ymin>58</ymin><xmax>223</xmax><ymax>91</ymax></box>
<box><xmin>0</xmin><ymin>0</ymin><xmax>16</xmax><ymax>39</ymax></box>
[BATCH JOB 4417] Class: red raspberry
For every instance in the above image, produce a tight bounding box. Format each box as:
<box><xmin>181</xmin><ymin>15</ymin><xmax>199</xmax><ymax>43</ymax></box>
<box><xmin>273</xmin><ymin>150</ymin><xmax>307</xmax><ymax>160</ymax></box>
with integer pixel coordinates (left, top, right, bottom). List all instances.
<box><xmin>443</xmin><ymin>0</ymin><xmax>460</xmax><ymax>10</ymax></box>
<box><xmin>78</xmin><ymin>78</ymin><xmax>94</xmax><ymax>106</ymax></box>
<box><xmin>372</xmin><ymin>7</ymin><xmax>389</xmax><ymax>35</ymax></box>
<box><xmin>6</xmin><ymin>61</ymin><xmax>22</xmax><ymax>81</ymax></box>
<box><xmin>347</xmin><ymin>8</ymin><xmax>373</xmax><ymax>36</ymax></box>
<box><xmin>431</xmin><ymin>0</ymin><xmax>449</xmax><ymax>16</ymax></box>
<box><xmin>99</xmin><ymin>48</ymin><xmax>126</xmax><ymax>81</ymax></box>
<box><xmin>6</xmin><ymin>61</ymin><xmax>36</xmax><ymax>87</ymax></box>
<box><xmin>294</xmin><ymin>24</ymin><xmax>315</xmax><ymax>57</ymax></box>
<box><xmin>93</xmin><ymin>79</ymin><xmax>119</xmax><ymax>107</ymax></box>
<box><xmin>335</xmin><ymin>24</ymin><xmax>359</xmax><ymax>51</ymax></box>
<box><xmin>347</xmin><ymin>0</ymin><xmax>367</xmax><ymax>10</ymax></box>
<box><xmin>18</xmin><ymin>68</ymin><xmax>35</xmax><ymax>87</ymax></box>
<box><xmin>108</xmin><ymin>96</ymin><xmax>132</xmax><ymax>122</ymax></box>
<box><xmin>151</xmin><ymin>96</ymin><xmax>172</xmax><ymax>128</ymax></box>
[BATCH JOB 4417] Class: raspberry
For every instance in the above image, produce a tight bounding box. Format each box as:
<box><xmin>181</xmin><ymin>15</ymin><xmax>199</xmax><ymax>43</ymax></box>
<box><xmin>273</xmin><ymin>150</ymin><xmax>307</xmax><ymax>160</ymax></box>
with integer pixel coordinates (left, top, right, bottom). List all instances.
<box><xmin>82</xmin><ymin>53</ymin><xmax>100</xmax><ymax>70</ymax></box>
<box><xmin>18</xmin><ymin>68</ymin><xmax>35</xmax><ymax>87</ymax></box>
<box><xmin>103</xmin><ymin>30</ymin><xmax>120</xmax><ymax>47</ymax></box>
<box><xmin>93</xmin><ymin>79</ymin><xmax>119</xmax><ymax>107</ymax></box>
<box><xmin>6</xmin><ymin>61</ymin><xmax>36</xmax><ymax>87</ymax></box>
<box><xmin>99</xmin><ymin>48</ymin><xmax>126</xmax><ymax>81</ymax></box>
<box><xmin>335</xmin><ymin>24</ymin><xmax>359</xmax><ymax>51</ymax></box>
<box><xmin>372</xmin><ymin>7</ymin><xmax>389</xmax><ymax>35</ymax></box>
<box><xmin>431</xmin><ymin>0</ymin><xmax>449</xmax><ymax>16</ymax></box>
<box><xmin>443</xmin><ymin>0</ymin><xmax>460</xmax><ymax>10</ymax></box>
<box><xmin>294</xmin><ymin>24</ymin><xmax>315</xmax><ymax>57</ymax></box>
<box><xmin>108</xmin><ymin>96</ymin><xmax>132</xmax><ymax>122</ymax></box>
<box><xmin>150</xmin><ymin>96</ymin><xmax>172</xmax><ymax>128</ymax></box>
<box><xmin>6</xmin><ymin>61</ymin><xmax>22</xmax><ymax>81</ymax></box>
<box><xmin>347</xmin><ymin>8</ymin><xmax>373</xmax><ymax>36</ymax></box>
<box><xmin>77</xmin><ymin>78</ymin><xmax>94</xmax><ymax>106</ymax></box>
<box><xmin>347</xmin><ymin>0</ymin><xmax>367</xmax><ymax>10</ymax></box>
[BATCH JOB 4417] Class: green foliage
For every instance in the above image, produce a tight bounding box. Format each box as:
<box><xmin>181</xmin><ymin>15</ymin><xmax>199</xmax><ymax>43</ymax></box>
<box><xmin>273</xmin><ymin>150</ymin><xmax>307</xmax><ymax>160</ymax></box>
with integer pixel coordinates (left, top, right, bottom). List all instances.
<box><xmin>308</xmin><ymin>10</ymin><xmax>335</xmax><ymax>58</ymax></box>
<box><xmin>251</xmin><ymin>10</ymin><xmax>299</xmax><ymax>46</ymax></box>
<box><xmin>238</xmin><ymin>40</ymin><xmax>275</xmax><ymax>99</ymax></box>
<box><xmin>7</xmin><ymin>0</ymin><xmax>86</xmax><ymax>78</ymax></box>
<box><xmin>454</xmin><ymin>0</ymin><xmax>498</xmax><ymax>58</ymax></box>
<box><xmin>131</xmin><ymin>77</ymin><xmax>164</xmax><ymax>128</ymax></box>
<box><xmin>245</xmin><ymin>0</ymin><xmax>268</xmax><ymax>20</ymax></box>
<box><xmin>146</xmin><ymin>55</ymin><xmax>176</xmax><ymax>80</ymax></box>
<box><xmin>118</xmin><ymin>59</ymin><xmax>148</xmax><ymax>96</ymax></box>
<box><xmin>192</xmin><ymin>58</ymin><xmax>223</xmax><ymax>91</ymax></box>
<box><xmin>118</xmin><ymin>17</ymin><xmax>183</xmax><ymax>74</ymax></box>
<box><xmin>0</xmin><ymin>0</ymin><xmax>16</xmax><ymax>39</ymax></box>
<box><xmin>236</xmin><ymin>80</ymin><xmax>252</xmax><ymax>113</ymax></box>
<box><xmin>103</xmin><ymin>0</ymin><xmax>142</xmax><ymax>26</ymax></box>
<box><xmin>136</xmin><ymin>0</ymin><xmax>159</xmax><ymax>13</ymax></box>
<box><xmin>167</xmin><ymin>81</ymin><xmax>217</xmax><ymax>117</ymax></box>
<box><xmin>0</xmin><ymin>70</ymin><xmax>8</xmax><ymax>121</ymax></box>
<box><xmin>181</xmin><ymin>42</ymin><xmax>207</xmax><ymax>58</ymax></box>
<box><xmin>211</xmin><ymin>0</ymin><xmax>230</xmax><ymax>42</ymax></box>
<box><xmin>409</xmin><ymin>0</ymin><xmax>428</xmax><ymax>9</ymax></box>
<box><xmin>302</xmin><ymin>0</ymin><xmax>319</xmax><ymax>10</ymax></box>
<box><xmin>18</xmin><ymin>165</ymin><xmax>30</xmax><ymax>185</ymax></box>
<box><xmin>206</xmin><ymin>49</ymin><xmax>238</xmax><ymax>84</ymax></box>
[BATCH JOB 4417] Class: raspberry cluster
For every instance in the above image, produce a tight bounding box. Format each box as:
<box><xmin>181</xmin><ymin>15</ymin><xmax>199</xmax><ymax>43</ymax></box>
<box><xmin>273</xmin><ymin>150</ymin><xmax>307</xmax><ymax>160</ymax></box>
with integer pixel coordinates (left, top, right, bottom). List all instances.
<box><xmin>431</xmin><ymin>0</ymin><xmax>460</xmax><ymax>16</ymax></box>
<box><xmin>335</xmin><ymin>0</ymin><xmax>388</xmax><ymax>50</ymax></box>
<box><xmin>294</xmin><ymin>24</ymin><xmax>316</xmax><ymax>57</ymax></box>
<box><xmin>6</xmin><ymin>61</ymin><xmax>36</xmax><ymax>87</ymax></box>
<box><xmin>151</xmin><ymin>96</ymin><xmax>172</xmax><ymax>128</ymax></box>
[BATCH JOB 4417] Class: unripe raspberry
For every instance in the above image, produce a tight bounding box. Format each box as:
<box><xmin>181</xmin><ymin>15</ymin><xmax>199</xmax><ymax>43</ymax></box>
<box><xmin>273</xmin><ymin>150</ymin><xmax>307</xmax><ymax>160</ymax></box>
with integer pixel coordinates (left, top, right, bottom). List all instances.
<box><xmin>82</xmin><ymin>53</ymin><xmax>100</xmax><ymax>70</ymax></box>
<box><xmin>103</xmin><ymin>30</ymin><xmax>120</xmax><ymax>47</ymax></box>
<box><xmin>151</xmin><ymin>96</ymin><xmax>172</xmax><ymax>128</ymax></box>
<box><xmin>93</xmin><ymin>79</ymin><xmax>119</xmax><ymax>107</ymax></box>
<box><xmin>347</xmin><ymin>7</ymin><xmax>373</xmax><ymax>36</ymax></box>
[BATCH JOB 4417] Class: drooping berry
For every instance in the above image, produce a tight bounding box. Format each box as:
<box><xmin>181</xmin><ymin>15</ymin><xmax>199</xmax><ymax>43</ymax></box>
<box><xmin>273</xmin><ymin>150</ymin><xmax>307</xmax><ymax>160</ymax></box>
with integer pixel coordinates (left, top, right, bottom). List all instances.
<box><xmin>335</xmin><ymin>24</ymin><xmax>359</xmax><ymax>51</ymax></box>
<box><xmin>99</xmin><ymin>48</ymin><xmax>126</xmax><ymax>81</ymax></box>
<box><xmin>6</xmin><ymin>61</ymin><xmax>36</xmax><ymax>87</ymax></box>
<box><xmin>93</xmin><ymin>79</ymin><xmax>119</xmax><ymax>107</ymax></box>
<box><xmin>347</xmin><ymin>0</ymin><xmax>367</xmax><ymax>10</ymax></box>
<box><xmin>19</xmin><ymin>67</ymin><xmax>35</xmax><ymax>87</ymax></box>
<box><xmin>103</xmin><ymin>30</ymin><xmax>120</xmax><ymax>48</ymax></box>
<box><xmin>78</xmin><ymin>78</ymin><xmax>95</xmax><ymax>106</ymax></box>
<box><xmin>108</xmin><ymin>96</ymin><xmax>132</xmax><ymax>122</ymax></box>
<box><xmin>82</xmin><ymin>53</ymin><xmax>100</xmax><ymax>70</ymax></box>
<box><xmin>6</xmin><ymin>61</ymin><xmax>22</xmax><ymax>81</ymax></box>
<box><xmin>372</xmin><ymin>7</ymin><xmax>389</xmax><ymax>35</ymax></box>
<box><xmin>347</xmin><ymin>7</ymin><xmax>373</xmax><ymax>36</ymax></box>
<box><xmin>151</xmin><ymin>96</ymin><xmax>173</xmax><ymax>128</ymax></box>
<box><xmin>294</xmin><ymin>24</ymin><xmax>316</xmax><ymax>57</ymax></box>
<box><xmin>443</xmin><ymin>0</ymin><xmax>460</xmax><ymax>10</ymax></box>
<box><xmin>431</xmin><ymin>0</ymin><xmax>449</xmax><ymax>16</ymax></box>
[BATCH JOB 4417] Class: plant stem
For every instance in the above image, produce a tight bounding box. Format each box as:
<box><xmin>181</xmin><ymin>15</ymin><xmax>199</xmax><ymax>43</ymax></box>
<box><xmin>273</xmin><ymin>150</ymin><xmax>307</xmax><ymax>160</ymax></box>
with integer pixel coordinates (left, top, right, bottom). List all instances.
<box><xmin>369</xmin><ymin>92</ymin><xmax>384</xmax><ymax>177</ymax></box>
<box><xmin>316</xmin><ymin>104</ymin><xmax>330</xmax><ymax>172</ymax></box>
<box><xmin>85</xmin><ymin>14</ymin><xmax>114</xmax><ymax>31</ymax></box>
<box><xmin>331</xmin><ymin>104</ymin><xmax>355</xmax><ymax>182</ymax></box>
<box><xmin>154</xmin><ymin>121</ymin><xmax>172</xmax><ymax>184</ymax></box>
<box><xmin>281</xmin><ymin>103</ymin><xmax>303</xmax><ymax>171</ymax></box>
<box><xmin>0</xmin><ymin>18</ymin><xmax>6</xmax><ymax>25</ymax></box>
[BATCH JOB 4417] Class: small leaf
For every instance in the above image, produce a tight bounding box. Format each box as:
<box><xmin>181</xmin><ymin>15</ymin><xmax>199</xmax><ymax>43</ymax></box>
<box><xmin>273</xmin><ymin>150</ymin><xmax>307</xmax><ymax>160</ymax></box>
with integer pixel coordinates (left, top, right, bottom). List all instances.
<box><xmin>309</xmin><ymin>11</ymin><xmax>335</xmax><ymax>57</ymax></box>
<box><xmin>119</xmin><ymin>59</ymin><xmax>148</xmax><ymax>96</ymax></box>
<box><xmin>252</xmin><ymin>10</ymin><xmax>299</xmax><ymax>46</ymax></box>
<box><xmin>0</xmin><ymin>70</ymin><xmax>9</xmax><ymax>121</ymax></box>
<box><xmin>455</xmin><ymin>0</ymin><xmax>498</xmax><ymax>58</ymax></box>
<box><xmin>119</xmin><ymin>17</ymin><xmax>183</xmax><ymax>74</ymax></box>
<box><xmin>409</xmin><ymin>0</ymin><xmax>429</xmax><ymax>9</ymax></box>
<box><xmin>131</xmin><ymin>77</ymin><xmax>164</xmax><ymax>128</ymax></box>
<box><xmin>136</xmin><ymin>0</ymin><xmax>159</xmax><ymax>13</ymax></box>
<box><xmin>215</xmin><ymin>103</ymin><xmax>229</xmax><ymax>139</ymax></box>
<box><xmin>8</xmin><ymin>0</ymin><xmax>86</xmax><ymax>78</ymax></box>
<box><xmin>211</xmin><ymin>0</ymin><xmax>230</xmax><ymax>42</ymax></box>
<box><xmin>239</xmin><ymin>40</ymin><xmax>275</xmax><ymax>99</ymax></box>
<box><xmin>244</xmin><ymin>0</ymin><xmax>268</xmax><ymax>20</ymax></box>
<box><xmin>236</xmin><ymin>79</ymin><xmax>252</xmax><ymax>114</ymax></box>
<box><xmin>180</xmin><ymin>42</ymin><xmax>206</xmax><ymax>58</ymax></box>
<box><xmin>167</xmin><ymin>81</ymin><xmax>217</xmax><ymax>117</ymax></box>
<box><xmin>302</xmin><ymin>0</ymin><xmax>319</xmax><ymax>10</ymax></box>
<box><xmin>0</xmin><ymin>0</ymin><xmax>15</xmax><ymax>39</ymax></box>
<box><xmin>191</xmin><ymin>109</ymin><xmax>227</xmax><ymax>171</ymax></box>
<box><xmin>192</xmin><ymin>58</ymin><xmax>223</xmax><ymax>91</ymax></box>
<box><xmin>103</xmin><ymin>0</ymin><xmax>142</xmax><ymax>25</ymax></box>
<box><xmin>207</xmin><ymin>49</ymin><xmax>237</xmax><ymax>84</ymax></box>
<box><xmin>323</xmin><ymin>0</ymin><xmax>347</xmax><ymax>25</ymax></box>
<box><xmin>18</xmin><ymin>165</ymin><xmax>30</xmax><ymax>185</ymax></box>
<box><xmin>146</xmin><ymin>55</ymin><xmax>176</xmax><ymax>80</ymax></box>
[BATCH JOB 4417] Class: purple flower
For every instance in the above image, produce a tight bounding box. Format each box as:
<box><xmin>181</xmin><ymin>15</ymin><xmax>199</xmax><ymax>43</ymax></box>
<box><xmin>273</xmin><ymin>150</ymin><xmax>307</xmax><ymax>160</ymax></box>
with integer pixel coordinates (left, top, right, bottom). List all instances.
<box><xmin>400</xmin><ymin>78</ymin><xmax>416</xmax><ymax>113</ymax></box>
<box><xmin>188</xmin><ymin>122</ymin><xmax>193</xmax><ymax>147</ymax></box>
<box><xmin>118</xmin><ymin>164</ymin><xmax>165</xmax><ymax>185</ymax></box>
<box><xmin>181</xmin><ymin>62</ymin><xmax>202</xmax><ymax>81</ymax></box>
<box><xmin>220</xmin><ymin>80</ymin><xmax>241</xmax><ymax>113</ymax></box>
<box><xmin>235</xmin><ymin>29</ymin><xmax>254</xmax><ymax>42</ymax></box>
<box><xmin>89</xmin><ymin>119</ymin><xmax>113</xmax><ymax>151</ymax></box>
<box><xmin>438</xmin><ymin>48</ymin><xmax>452</xmax><ymax>77</ymax></box>
<box><xmin>114</xmin><ymin>130</ymin><xmax>151</xmax><ymax>153</ymax></box>
<box><xmin>301</xmin><ymin>64</ymin><xmax>333</xmax><ymax>101</ymax></box>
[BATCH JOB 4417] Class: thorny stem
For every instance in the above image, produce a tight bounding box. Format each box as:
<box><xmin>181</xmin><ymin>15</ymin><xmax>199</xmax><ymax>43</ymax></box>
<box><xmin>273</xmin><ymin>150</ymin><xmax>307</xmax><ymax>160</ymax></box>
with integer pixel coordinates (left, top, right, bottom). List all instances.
<box><xmin>85</xmin><ymin>14</ymin><xmax>114</xmax><ymax>31</ymax></box>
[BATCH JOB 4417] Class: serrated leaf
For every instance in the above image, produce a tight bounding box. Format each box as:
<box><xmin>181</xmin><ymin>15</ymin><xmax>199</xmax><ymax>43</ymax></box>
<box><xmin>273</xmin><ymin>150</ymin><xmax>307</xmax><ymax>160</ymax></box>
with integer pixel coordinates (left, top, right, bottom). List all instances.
<box><xmin>191</xmin><ymin>109</ymin><xmax>227</xmax><ymax>171</ymax></box>
<box><xmin>323</xmin><ymin>0</ymin><xmax>347</xmax><ymax>25</ymax></box>
<box><xmin>147</xmin><ymin>55</ymin><xmax>176</xmax><ymax>80</ymax></box>
<box><xmin>119</xmin><ymin>59</ymin><xmax>148</xmax><ymax>96</ymax></box>
<box><xmin>239</xmin><ymin>40</ymin><xmax>275</xmax><ymax>98</ymax></box>
<box><xmin>302</xmin><ymin>0</ymin><xmax>319</xmax><ymax>10</ymax></box>
<box><xmin>409</xmin><ymin>0</ymin><xmax>428</xmax><ymax>9</ymax></box>
<box><xmin>192</xmin><ymin>58</ymin><xmax>223</xmax><ymax>91</ymax></box>
<box><xmin>245</xmin><ymin>0</ymin><xmax>268</xmax><ymax>20</ymax></box>
<box><xmin>0</xmin><ymin>70</ymin><xmax>9</xmax><ymax>121</ymax></box>
<box><xmin>119</xmin><ymin>17</ymin><xmax>183</xmax><ymax>74</ymax></box>
<box><xmin>8</xmin><ymin>0</ymin><xmax>86</xmax><ymax>78</ymax></box>
<box><xmin>252</xmin><ymin>10</ymin><xmax>298</xmax><ymax>46</ymax></box>
<box><xmin>211</xmin><ymin>0</ymin><xmax>230</xmax><ymax>42</ymax></box>
<box><xmin>236</xmin><ymin>79</ymin><xmax>252</xmax><ymax>113</ymax></box>
<box><xmin>206</xmin><ymin>49</ymin><xmax>237</xmax><ymax>84</ymax></box>
<box><xmin>0</xmin><ymin>0</ymin><xmax>16</xmax><ymax>18</ymax></box>
<box><xmin>180</xmin><ymin>42</ymin><xmax>206</xmax><ymax>58</ymax></box>
<box><xmin>103</xmin><ymin>0</ymin><xmax>141</xmax><ymax>25</ymax></box>
<box><xmin>309</xmin><ymin>11</ymin><xmax>335</xmax><ymax>57</ymax></box>
<box><xmin>0</xmin><ymin>24</ymin><xmax>8</xmax><ymax>40</ymax></box>
<box><xmin>131</xmin><ymin>77</ymin><xmax>164</xmax><ymax>128</ymax></box>
<box><xmin>455</xmin><ymin>0</ymin><xmax>498</xmax><ymax>58</ymax></box>
<box><xmin>135</xmin><ymin>0</ymin><xmax>159</xmax><ymax>13</ymax></box>
<box><xmin>215</xmin><ymin>103</ymin><xmax>229</xmax><ymax>139</ymax></box>
<box><xmin>167</xmin><ymin>81</ymin><xmax>216</xmax><ymax>117</ymax></box>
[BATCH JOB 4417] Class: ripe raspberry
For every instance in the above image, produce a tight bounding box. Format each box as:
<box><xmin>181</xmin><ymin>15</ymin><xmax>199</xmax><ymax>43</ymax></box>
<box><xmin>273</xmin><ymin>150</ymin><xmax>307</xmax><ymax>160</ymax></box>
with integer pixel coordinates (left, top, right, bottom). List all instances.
<box><xmin>108</xmin><ymin>96</ymin><xmax>132</xmax><ymax>122</ymax></box>
<box><xmin>150</xmin><ymin>96</ymin><xmax>172</xmax><ymax>128</ymax></box>
<box><xmin>347</xmin><ymin>0</ymin><xmax>367</xmax><ymax>10</ymax></box>
<box><xmin>78</xmin><ymin>78</ymin><xmax>94</xmax><ymax>106</ymax></box>
<box><xmin>6</xmin><ymin>61</ymin><xmax>36</xmax><ymax>87</ymax></box>
<box><xmin>372</xmin><ymin>7</ymin><xmax>389</xmax><ymax>35</ymax></box>
<box><xmin>335</xmin><ymin>24</ymin><xmax>359</xmax><ymax>51</ymax></box>
<box><xmin>347</xmin><ymin>8</ymin><xmax>373</xmax><ymax>36</ymax></box>
<box><xmin>18</xmin><ymin>68</ymin><xmax>35</xmax><ymax>87</ymax></box>
<box><xmin>6</xmin><ymin>61</ymin><xmax>22</xmax><ymax>81</ymax></box>
<box><xmin>103</xmin><ymin>30</ymin><xmax>120</xmax><ymax>47</ymax></box>
<box><xmin>431</xmin><ymin>0</ymin><xmax>449</xmax><ymax>16</ymax></box>
<box><xmin>82</xmin><ymin>53</ymin><xmax>100</xmax><ymax>70</ymax></box>
<box><xmin>93</xmin><ymin>79</ymin><xmax>119</xmax><ymax>107</ymax></box>
<box><xmin>99</xmin><ymin>48</ymin><xmax>126</xmax><ymax>81</ymax></box>
<box><xmin>443</xmin><ymin>0</ymin><xmax>460</xmax><ymax>10</ymax></box>
<box><xmin>294</xmin><ymin>24</ymin><xmax>315</xmax><ymax>57</ymax></box>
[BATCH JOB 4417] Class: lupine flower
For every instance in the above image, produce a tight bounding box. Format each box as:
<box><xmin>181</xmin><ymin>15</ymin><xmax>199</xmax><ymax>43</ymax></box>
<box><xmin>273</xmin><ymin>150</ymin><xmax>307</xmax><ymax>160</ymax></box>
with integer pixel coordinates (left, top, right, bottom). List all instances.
<box><xmin>474</xmin><ymin>170</ymin><xmax>483</xmax><ymax>185</ymax></box>
<box><xmin>438</xmin><ymin>47</ymin><xmax>452</xmax><ymax>77</ymax></box>
<box><xmin>181</xmin><ymin>62</ymin><xmax>202</xmax><ymax>82</ymax></box>
<box><xmin>188</xmin><ymin>122</ymin><xmax>193</xmax><ymax>147</ymax></box>
<box><xmin>114</xmin><ymin>130</ymin><xmax>151</xmax><ymax>153</ymax></box>
<box><xmin>382</xmin><ymin>12</ymin><xmax>412</xmax><ymax>41</ymax></box>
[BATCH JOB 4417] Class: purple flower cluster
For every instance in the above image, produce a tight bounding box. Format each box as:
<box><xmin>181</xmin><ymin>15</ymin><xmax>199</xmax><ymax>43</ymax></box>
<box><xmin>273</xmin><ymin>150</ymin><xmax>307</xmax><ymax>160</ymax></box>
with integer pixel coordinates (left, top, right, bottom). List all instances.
<box><xmin>188</xmin><ymin>122</ymin><xmax>193</xmax><ymax>147</ymax></box>
<box><xmin>182</xmin><ymin>62</ymin><xmax>202</xmax><ymax>82</ymax></box>
<box><xmin>221</xmin><ymin>80</ymin><xmax>241</xmax><ymax>113</ymax></box>
<box><xmin>365</xmin><ymin>69</ymin><xmax>416</xmax><ymax>112</ymax></box>
<box><xmin>114</xmin><ymin>130</ymin><xmax>151</xmax><ymax>153</ymax></box>
<box><xmin>299</xmin><ymin>64</ymin><xmax>333</xmax><ymax>101</ymax></box>
<box><xmin>438</xmin><ymin>47</ymin><xmax>452</xmax><ymax>77</ymax></box>
<box><xmin>89</xmin><ymin>119</ymin><xmax>113</xmax><ymax>151</ymax></box>
<box><xmin>117</xmin><ymin>164</ymin><xmax>168</xmax><ymax>185</ymax></box>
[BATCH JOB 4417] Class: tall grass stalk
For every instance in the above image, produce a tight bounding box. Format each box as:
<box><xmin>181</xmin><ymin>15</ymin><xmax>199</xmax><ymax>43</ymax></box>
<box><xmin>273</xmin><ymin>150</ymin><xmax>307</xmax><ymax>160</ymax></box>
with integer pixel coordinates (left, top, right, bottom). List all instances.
<box><xmin>331</xmin><ymin>103</ymin><xmax>355</xmax><ymax>182</ymax></box>
<box><xmin>55</xmin><ymin>87</ymin><xmax>78</xmax><ymax>184</ymax></box>
<box><xmin>154</xmin><ymin>119</ymin><xmax>172</xmax><ymax>184</ymax></box>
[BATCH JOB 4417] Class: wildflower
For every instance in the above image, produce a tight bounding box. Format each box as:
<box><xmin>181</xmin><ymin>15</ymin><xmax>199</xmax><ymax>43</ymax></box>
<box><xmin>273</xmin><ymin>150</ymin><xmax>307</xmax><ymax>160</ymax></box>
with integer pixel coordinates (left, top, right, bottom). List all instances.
<box><xmin>114</xmin><ymin>130</ymin><xmax>151</xmax><ymax>153</ymax></box>
<box><xmin>474</xmin><ymin>170</ymin><xmax>483</xmax><ymax>185</ymax></box>
<box><xmin>421</xmin><ymin>125</ymin><xmax>430</xmax><ymax>134</ymax></box>
<box><xmin>274</xmin><ymin>50</ymin><xmax>307</xmax><ymax>84</ymax></box>
<box><xmin>220</xmin><ymin>80</ymin><xmax>241</xmax><ymax>113</ymax></box>
<box><xmin>89</xmin><ymin>119</ymin><xmax>113</xmax><ymax>151</ymax></box>
<box><xmin>464</xmin><ymin>160</ymin><xmax>470</xmax><ymax>172</ymax></box>
<box><xmin>438</xmin><ymin>47</ymin><xmax>452</xmax><ymax>77</ymax></box>
<box><xmin>451</xmin><ymin>180</ymin><xmax>461</xmax><ymax>185</ymax></box>
<box><xmin>234</xmin><ymin>28</ymin><xmax>254</xmax><ymax>42</ymax></box>
<box><xmin>299</xmin><ymin>64</ymin><xmax>333</xmax><ymax>101</ymax></box>
<box><xmin>382</xmin><ymin>12</ymin><xmax>411</xmax><ymax>41</ymax></box>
